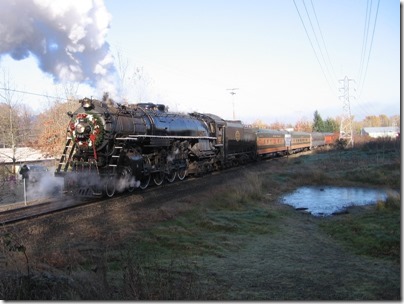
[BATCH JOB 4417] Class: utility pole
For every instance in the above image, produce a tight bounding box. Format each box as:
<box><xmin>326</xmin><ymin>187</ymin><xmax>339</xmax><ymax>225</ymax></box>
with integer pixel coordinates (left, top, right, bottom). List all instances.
<box><xmin>338</xmin><ymin>76</ymin><xmax>354</xmax><ymax>148</ymax></box>
<box><xmin>227</xmin><ymin>88</ymin><xmax>239</xmax><ymax>119</ymax></box>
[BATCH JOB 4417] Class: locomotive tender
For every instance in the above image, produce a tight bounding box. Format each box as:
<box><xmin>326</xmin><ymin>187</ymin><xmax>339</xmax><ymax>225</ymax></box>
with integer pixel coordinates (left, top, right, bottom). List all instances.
<box><xmin>55</xmin><ymin>97</ymin><xmax>335</xmax><ymax>197</ymax></box>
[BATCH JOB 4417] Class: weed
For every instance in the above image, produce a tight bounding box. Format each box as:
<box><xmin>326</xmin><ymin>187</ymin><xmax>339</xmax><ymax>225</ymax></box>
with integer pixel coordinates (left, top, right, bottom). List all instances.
<box><xmin>0</xmin><ymin>273</ymin><xmax>75</xmax><ymax>300</ymax></box>
<box><xmin>119</xmin><ymin>249</ymin><xmax>219</xmax><ymax>300</ymax></box>
<box><xmin>376</xmin><ymin>191</ymin><xmax>401</xmax><ymax>211</ymax></box>
<box><xmin>0</xmin><ymin>231</ymin><xmax>30</xmax><ymax>276</ymax></box>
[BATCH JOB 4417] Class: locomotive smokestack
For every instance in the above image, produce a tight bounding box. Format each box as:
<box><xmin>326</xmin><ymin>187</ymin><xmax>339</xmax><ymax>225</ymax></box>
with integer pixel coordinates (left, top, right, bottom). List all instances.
<box><xmin>0</xmin><ymin>0</ymin><xmax>115</xmax><ymax>88</ymax></box>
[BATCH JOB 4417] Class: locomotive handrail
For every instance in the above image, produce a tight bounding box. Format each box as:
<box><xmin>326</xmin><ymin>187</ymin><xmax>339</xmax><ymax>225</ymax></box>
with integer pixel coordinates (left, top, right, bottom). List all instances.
<box><xmin>116</xmin><ymin>134</ymin><xmax>217</xmax><ymax>140</ymax></box>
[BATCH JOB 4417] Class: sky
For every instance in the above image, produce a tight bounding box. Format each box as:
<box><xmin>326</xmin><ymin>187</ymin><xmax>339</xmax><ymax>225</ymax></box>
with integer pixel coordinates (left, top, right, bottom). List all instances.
<box><xmin>0</xmin><ymin>0</ymin><xmax>400</xmax><ymax>125</ymax></box>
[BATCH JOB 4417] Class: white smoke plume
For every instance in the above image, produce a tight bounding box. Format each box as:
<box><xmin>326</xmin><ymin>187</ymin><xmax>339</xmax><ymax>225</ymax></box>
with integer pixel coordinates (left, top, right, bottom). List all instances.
<box><xmin>26</xmin><ymin>167</ymin><xmax>64</xmax><ymax>200</ymax></box>
<box><xmin>0</xmin><ymin>0</ymin><xmax>116</xmax><ymax>87</ymax></box>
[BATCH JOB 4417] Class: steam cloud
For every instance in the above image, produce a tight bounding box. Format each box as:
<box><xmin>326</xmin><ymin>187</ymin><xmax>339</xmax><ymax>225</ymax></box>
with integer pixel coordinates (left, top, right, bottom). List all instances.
<box><xmin>27</xmin><ymin>171</ymin><xmax>64</xmax><ymax>200</ymax></box>
<box><xmin>0</xmin><ymin>0</ymin><xmax>116</xmax><ymax>87</ymax></box>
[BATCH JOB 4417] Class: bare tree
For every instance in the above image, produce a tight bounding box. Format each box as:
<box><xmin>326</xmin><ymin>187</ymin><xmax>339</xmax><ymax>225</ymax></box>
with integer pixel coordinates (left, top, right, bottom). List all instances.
<box><xmin>34</xmin><ymin>98</ymin><xmax>79</xmax><ymax>157</ymax></box>
<box><xmin>19</xmin><ymin>103</ymin><xmax>36</xmax><ymax>144</ymax></box>
<box><xmin>268</xmin><ymin>121</ymin><xmax>288</xmax><ymax>130</ymax></box>
<box><xmin>0</xmin><ymin>69</ymin><xmax>32</xmax><ymax>173</ymax></box>
<box><xmin>29</xmin><ymin>81</ymin><xmax>81</xmax><ymax>158</ymax></box>
<box><xmin>251</xmin><ymin>119</ymin><xmax>269</xmax><ymax>129</ymax></box>
<box><xmin>113</xmin><ymin>47</ymin><xmax>153</xmax><ymax>103</ymax></box>
<box><xmin>114</xmin><ymin>47</ymin><xmax>130</xmax><ymax>101</ymax></box>
<box><xmin>294</xmin><ymin>118</ymin><xmax>312</xmax><ymax>132</ymax></box>
<box><xmin>131</xmin><ymin>66</ymin><xmax>153</xmax><ymax>103</ymax></box>
<box><xmin>390</xmin><ymin>115</ymin><xmax>400</xmax><ymax>128</ymax></box>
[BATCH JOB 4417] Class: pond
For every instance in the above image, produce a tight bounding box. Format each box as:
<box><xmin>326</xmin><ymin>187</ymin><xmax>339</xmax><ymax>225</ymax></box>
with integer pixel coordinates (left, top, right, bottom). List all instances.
<box><xmin>281</xmin><ymin>186</ymin><xmax>388</xmax><ymax>216</ymax></box>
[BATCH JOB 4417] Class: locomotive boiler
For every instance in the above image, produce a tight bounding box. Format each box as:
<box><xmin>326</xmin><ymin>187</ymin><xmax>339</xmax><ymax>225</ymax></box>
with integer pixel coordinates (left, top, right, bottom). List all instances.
<box><xmin>55</xmin><ymin>97</ymin><xmax>256</xmax><ymax>197</ymax></box>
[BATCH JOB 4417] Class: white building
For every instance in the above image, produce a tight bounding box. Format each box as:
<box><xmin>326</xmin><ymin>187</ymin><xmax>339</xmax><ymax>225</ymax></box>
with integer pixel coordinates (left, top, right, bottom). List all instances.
<box><xmin>0</xmin><ymin>147</ymin><xmax>54</xmax><ymax>164</ymax></box>
<box><xmin>0</xmin><ymin>147</ymin><xmax>55</xmax><ymax>173</ymax></box>
<box><xmin>360</xmin><ymin>127</ymin><xmax>400</xmax><ymax>139</ymax></box>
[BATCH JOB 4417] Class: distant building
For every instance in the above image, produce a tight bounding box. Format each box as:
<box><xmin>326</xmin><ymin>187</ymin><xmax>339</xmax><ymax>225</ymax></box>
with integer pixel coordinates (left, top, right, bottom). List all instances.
<box><xmin>0</xmin><ymin>147</ymin><xmax>54</xmax><ymax>164</ymax></box>
<box><xmin>360</xmin><ymin>127</ymin><xmax>400</xmax><ymax>139</ymax></box>
<box><xmin>0</xmin><ymin>147</ymin><xmax>55</xmax><ymax>174</ymax></box>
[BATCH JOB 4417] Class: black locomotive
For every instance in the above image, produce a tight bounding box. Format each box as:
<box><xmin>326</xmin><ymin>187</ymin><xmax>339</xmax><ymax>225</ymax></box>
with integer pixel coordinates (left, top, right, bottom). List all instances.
<box><xmin>55</xmin><ymin>97</ymin><xmax>257</xmax><ymax>197</ymax></box>
<box><xmin>55</xmin><ymin>97</ymin><xmax>336</xmax><ymax>197</ymax></box>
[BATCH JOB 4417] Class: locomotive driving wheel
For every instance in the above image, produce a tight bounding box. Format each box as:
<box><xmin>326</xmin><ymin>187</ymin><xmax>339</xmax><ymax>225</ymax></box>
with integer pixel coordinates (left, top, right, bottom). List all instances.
<box><xmin>124</xmin><ymin>168</ymin><xmax>136</xmax><ymax>193</ymax></box>
<box><xmin>152</xmin><ymin>152</ymin><xmax>165</xmax><ymax>186</ymax></box>
<box><xmin>165</xmin><ymin>161</ymin><xmax>176</xmax><ymax>183</ymax></box>
<box><xmin>177</xmin><ymin>161</ymin><xmax>188</xmax><ymax>181</ymax></box>
<box><xmin>105</xmin><ymin>176</ymin><xmax>116</xmax><ymax>197</ymax></box>
<box><xmin>153</xmin><ymin>171</ymin><xmax>165</xmax><ymax>186</ymax></box>
<box><xmin>166</xmin><ymin>168</ymin><xmax>176</xmax><ymax>183</ymax></box>
<box><xmin>139</xmin><ymin>156</ymin><xmax>151</xmax><ymax>190</ymax></box>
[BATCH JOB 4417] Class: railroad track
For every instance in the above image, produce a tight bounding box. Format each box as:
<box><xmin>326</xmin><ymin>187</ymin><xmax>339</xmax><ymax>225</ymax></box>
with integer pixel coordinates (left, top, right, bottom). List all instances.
<box><xmin>0</xmin><ymin>196</ymin><xmax>96</xmax><ymax>225</ymax></box>
<box><xmin>0</xmin><ymin>151</ymin><xmax>311</xmax><ymax>225</ymax></box>
<box><xmin>0</xmin><ymin>172</ymin><xmax>200</xmax><ymax>225</ymax></box>
<box><xmin>0</xmin><ymin>167</ymin><xmax>234</xmax><ymax>225</ymax></box>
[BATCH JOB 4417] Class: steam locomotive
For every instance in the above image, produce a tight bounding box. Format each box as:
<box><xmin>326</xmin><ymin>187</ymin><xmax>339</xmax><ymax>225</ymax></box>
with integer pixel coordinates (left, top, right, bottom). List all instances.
<box><xmin>55</xmin><ymin>97</ymin><xmax>335</xmax><ymax>197</ymax></box>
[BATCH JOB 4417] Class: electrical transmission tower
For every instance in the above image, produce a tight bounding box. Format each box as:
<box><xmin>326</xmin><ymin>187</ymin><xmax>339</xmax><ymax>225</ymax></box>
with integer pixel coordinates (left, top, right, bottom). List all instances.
<box><xmin>338</xmin><ymin>76</ymin><xmax>354</xmax><ymax>148</ymax></box>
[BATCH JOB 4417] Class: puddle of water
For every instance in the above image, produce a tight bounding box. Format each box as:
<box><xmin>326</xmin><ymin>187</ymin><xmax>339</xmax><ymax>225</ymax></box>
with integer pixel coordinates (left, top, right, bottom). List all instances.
<box><xmin>281</xmin><ymin>186</ymin><xmax>388</xmax><ymax>216</ymax></box>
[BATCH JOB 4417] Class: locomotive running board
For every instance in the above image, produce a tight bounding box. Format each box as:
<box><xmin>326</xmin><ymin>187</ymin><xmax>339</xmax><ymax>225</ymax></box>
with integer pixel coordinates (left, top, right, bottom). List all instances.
<box><xmin>116</xmin><ymin>135</ymin><xmax>217</xmax><ymax>140</ymax></box>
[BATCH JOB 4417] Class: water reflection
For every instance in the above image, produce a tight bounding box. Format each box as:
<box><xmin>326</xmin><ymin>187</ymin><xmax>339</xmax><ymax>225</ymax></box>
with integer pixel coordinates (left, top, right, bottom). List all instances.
<box><xmin>281</xmin><ymin>186</ymin><xmax>388</xmax><ymax>216</ymax></box>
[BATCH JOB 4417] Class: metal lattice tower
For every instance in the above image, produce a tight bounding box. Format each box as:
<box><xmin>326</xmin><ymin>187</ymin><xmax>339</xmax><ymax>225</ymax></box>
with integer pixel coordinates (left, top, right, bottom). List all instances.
<box><xmin>338</xmin><ymin>76</ymin><xmax>354</xmax><ymax>148</ymax></box>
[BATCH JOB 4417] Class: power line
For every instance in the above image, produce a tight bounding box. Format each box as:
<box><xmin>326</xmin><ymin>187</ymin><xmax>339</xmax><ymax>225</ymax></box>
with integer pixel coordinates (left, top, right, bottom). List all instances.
<box><xmin>292</xmin><ymin>0</ymin><xmax>338</xmax><ymax>96</ymax></box>
<box><xmin>357</xmin><ymin>0</ymin><xmax>380</xmax><ymax>99</ymax></box>
<box><xmin>357</xmin><ymin>0</ymin><xmax>372</xmax><ymax>88</ymax></box>
<box><xmin>350</xmin><ymin>0</ymin><xmax>381</xmax><ymax>118</ymax></box>
<box><xmin>309</xmin><ymin>0</ymin><xmax>338</xmax><ymax>83</ymax></box>
<box><xmin>0</xmin><ymin>87</ymin><xmax>61</xmax><ymax>100</ymax></box>
<box><xmin>293</xmin><ymin>0</ymin><xmax>382</xmax><ymax>120</ymax></box>
<box><xmin>302</xmin><ymin>0</ymin><xmax>336</xmax><ymax>88</ymax></box>
<box><xmin>302</xmin><ymin>0</ymin><xmax>331</xmax><ymax>81</ymax></box>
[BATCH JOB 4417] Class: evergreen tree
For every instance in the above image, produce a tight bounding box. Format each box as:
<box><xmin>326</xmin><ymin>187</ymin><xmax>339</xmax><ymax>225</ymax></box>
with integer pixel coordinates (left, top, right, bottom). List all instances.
<box><xmin>312</xmin><ymin>110</ymin><xmax>324</xmax><ymax>132</ymax></box>
<box><xmin>324</xmin><ymin>117</ymin><xmax>339</xmax><ymax>132</ymax></box>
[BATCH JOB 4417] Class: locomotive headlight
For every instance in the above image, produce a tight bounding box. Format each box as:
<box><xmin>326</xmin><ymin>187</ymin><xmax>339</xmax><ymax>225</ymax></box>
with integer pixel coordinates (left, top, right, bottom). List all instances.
<box><xmin>81</xmin><ymin>98</ymin><xmax>93</xmax><ymax>110</ymax></box>
<box><xmin>76</xmin><ymin>123</ymin><xmax>85</xmax><ymax>134</ymax></box>
<box><xmin>76</xmin><ymin>123</ymin><xmax>92</xmax><ymax>134</ymax></box>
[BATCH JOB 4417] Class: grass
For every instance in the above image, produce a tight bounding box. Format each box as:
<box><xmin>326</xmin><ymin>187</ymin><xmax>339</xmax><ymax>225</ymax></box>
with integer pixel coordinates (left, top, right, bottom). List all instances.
<box><xmin>0</xmin><ymin>140</ymin><xmax>401</xmax><ymax>300</ymax></box>
<box><xmin>132</xmin><ymin>172</ymin><xmax>281</xmax><ymax>259</ymax></box>
<box><xmin>320</xmin><ymin>192</ymin><xmax>401</xmax><ymax>263</ymax></box>
<box><xmin>115</xmin><ymin>150</ymin><xmax>400</xmax><ymax>300</ymax></box>
<box><xmin>107</xmin><ymin>172</ymin><xmax>288</xmax><ymax>300</ymax></box>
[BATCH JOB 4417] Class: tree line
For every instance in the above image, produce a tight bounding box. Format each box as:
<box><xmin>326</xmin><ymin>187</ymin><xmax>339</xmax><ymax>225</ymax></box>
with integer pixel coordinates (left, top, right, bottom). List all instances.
<box><xmin>251</xmin><ymin>110</ymin><xmax>400</xmax><ymax>134</ymax></box>
<box><xmin>1</xmin><ymin>98</ymin><xmax>399</xmax><ymax>155</ymax></box>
